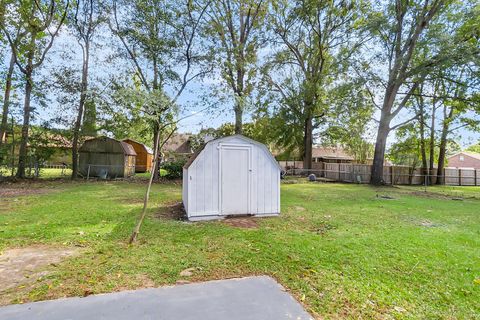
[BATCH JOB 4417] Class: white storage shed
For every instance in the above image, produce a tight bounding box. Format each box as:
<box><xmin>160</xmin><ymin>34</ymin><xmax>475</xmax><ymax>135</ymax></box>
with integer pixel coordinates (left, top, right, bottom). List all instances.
<box><xmin>182</xmin><ymin>135</ymin><xmax>281</xmax><ymax>221</ymax></box>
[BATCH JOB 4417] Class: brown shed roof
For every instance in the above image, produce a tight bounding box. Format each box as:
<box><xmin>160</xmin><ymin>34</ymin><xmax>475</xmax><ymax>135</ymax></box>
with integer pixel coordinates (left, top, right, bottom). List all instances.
<box><xmin>312</xmin><ymin>146</ymin><xmax>354</xmax><ymax>160</ymax></box>
<box><xmin>81</xmin><ymin>136</ymin><xmax>137</xmax><ymax>156</ymax></box>
<box><xmin>120</xmin><ymin>141</ymin><xmax>137</xmax><ymax>156</ymax></box>
<box><xmin>123</xmin><ymin>139</ymin><xmax>154</xmax><ymax>154</ymax></box>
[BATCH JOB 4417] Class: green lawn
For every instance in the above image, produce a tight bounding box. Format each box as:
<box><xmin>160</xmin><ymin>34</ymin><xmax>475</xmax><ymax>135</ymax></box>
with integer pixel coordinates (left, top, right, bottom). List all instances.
<box><xmin>0</xmin><ymin>181</ymin><xmax>479</xmax><ymax>319</ymax></box>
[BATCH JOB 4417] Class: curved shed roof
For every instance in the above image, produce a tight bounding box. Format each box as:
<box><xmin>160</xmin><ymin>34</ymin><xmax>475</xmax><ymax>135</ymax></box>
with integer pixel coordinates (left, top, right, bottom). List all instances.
<box><xmin>184</xmin><ymin>135</ymin><xmax>281</xmax><ymax>170</ymax></box>
<box><xmin>123</xmin><ymin>139</ymin><xmax>154</xmax><ymax>154</ymax></box>
<box><xmin>80</xmin><ymin>136</ymin><xmax>137</xmax><ymax>156</ymax></box>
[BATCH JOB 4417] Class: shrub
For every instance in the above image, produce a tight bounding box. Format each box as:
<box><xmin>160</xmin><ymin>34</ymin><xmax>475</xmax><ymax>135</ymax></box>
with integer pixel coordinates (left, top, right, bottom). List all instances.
<box><xmin>161</xmin><ymin>159</ymin><xmax>187</xmax><ymax>179</ymax></box>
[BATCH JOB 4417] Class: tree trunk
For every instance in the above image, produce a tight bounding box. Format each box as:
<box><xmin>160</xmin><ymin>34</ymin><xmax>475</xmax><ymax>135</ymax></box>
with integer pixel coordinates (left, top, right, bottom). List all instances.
<box><xmin>152</xmin><ymin>125</ymin><xmax>161</xmax><ymax>181</ymax></box>
<box><xmin>419</xmin><ymin>111</ymin><xmax>428</xmax><ymax>173</ymax></box>
<box><xmin>72</xmin><ymin>43</ymin><xmax>90</xmax><ymax>179</ymax></box>
<box><xmin>0</xmin><ymin>53</ymin><xmax>15</xmax><ymax>146</ymax></box>
<box><xmin>371</xmin><ymin>81</ymin><xmax>398</xmax><ymax>185</ymax></box>
<box><xmin>234</xmin><ymin>101</ymin><xmax>243</xmax><ymax>134</ymax></box>
<box><xmin>371</xmin><ymin>121</ymin><xmax>390</xmax><ymax>185</ymax></box>
<box><xmin>436</xmin><ymin>107</ymin><xmax>453</xmax><ymax>185</ymax></box>
<box><xmin>436</xmin><ymin>129</ymin><xmax>448</xmax><ymax>185</ymax></box>
<box><xmin>303</xmin><ymin>115</ymin><xmax>313</xmax><ymax>170</ymax></box>
<box><xmin>16</xmin><ymin>70</ymin><xmax>33</xmax><ymax>178</ymax></box>
<box><xmin>428</xmin><ymin>106</ymin><xmax>435</xmax><ymax>174</ymax></box>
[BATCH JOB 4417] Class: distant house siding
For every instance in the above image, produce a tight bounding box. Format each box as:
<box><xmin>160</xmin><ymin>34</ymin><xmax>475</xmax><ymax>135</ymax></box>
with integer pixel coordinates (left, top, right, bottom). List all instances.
<box><xmin>448</xmin><ymin>153</ymin><xmax>480</xmax><ymax>169</ymax></box>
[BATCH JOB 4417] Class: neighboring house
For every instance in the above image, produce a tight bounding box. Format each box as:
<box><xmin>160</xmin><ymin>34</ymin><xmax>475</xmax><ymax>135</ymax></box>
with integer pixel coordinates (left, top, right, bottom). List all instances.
<box><xmin>447</xmin><ymin>151</ymin><xmax>480</xmax><ymax>169</ymax></box>
<box><xmin>163</xmin><ymin>133</ymin><xmax>193</xmax><ymax>161</ymax></box>
<box><xmin>312</xmin><ymin>146</ymin><xmax>354</xmax><ymax>163</ymax></box>
<box><xmin>28</xmin><ymin>134</ymin><xmax>72</xmax><ymax>164</ymax></box>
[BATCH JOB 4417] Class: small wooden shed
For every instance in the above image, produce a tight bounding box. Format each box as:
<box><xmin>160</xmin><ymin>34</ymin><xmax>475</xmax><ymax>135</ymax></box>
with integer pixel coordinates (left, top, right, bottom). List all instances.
<box><xmin>79</xmin><ymin>137</ymin><xmax>137</xmax><ymax>178</ymax></box>
<box><xmin>182</xmin><ymin>135</ymin><xmax>281</xmax><ymax>221</ymax></box>
<box><xmin>123</xmin><ymin>139</ymin><xmax>154</xmax><ymax>172</ymax></box>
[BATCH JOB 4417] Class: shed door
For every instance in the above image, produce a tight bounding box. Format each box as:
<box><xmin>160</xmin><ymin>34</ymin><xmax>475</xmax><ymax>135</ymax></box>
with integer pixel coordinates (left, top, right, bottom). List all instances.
<box><xmin>220</xmin><ymin>145</ymin><xmax>251</xmax><ymax>215</ymax></box>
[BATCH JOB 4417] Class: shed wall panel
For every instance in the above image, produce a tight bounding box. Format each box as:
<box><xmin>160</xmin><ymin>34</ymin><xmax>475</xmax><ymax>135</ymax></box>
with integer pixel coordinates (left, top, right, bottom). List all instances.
<box><xmin>183</xmin><ymin>168</ymin><xmax>188</xmax><ymax>212</ymax></box>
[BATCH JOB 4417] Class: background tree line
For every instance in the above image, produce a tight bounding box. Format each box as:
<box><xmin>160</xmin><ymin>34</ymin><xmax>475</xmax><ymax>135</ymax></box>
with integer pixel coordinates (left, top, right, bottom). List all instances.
<box><xmin>0</xmin><ymin>0</ymin><xmax>478</xmax><ymax>184</ymax></box>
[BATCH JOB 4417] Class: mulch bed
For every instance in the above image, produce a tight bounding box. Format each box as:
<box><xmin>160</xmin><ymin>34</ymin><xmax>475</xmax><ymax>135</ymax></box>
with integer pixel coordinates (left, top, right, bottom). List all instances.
<box><xmin>154</xmin><ymin>202</ymin><xmax>187</xmax><ymax>221</ymax></box>
<box><xmin>223</xmin><ymin>217</ymin><xmax>259</xmax><ymax>229</ymax></box>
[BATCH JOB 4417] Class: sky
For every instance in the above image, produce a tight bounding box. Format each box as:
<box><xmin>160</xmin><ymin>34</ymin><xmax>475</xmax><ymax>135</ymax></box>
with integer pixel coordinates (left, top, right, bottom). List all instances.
<box><xmin>1</xmin><ymin>22</ymin><xmax>479</xmax><ymax>150</ymax></box>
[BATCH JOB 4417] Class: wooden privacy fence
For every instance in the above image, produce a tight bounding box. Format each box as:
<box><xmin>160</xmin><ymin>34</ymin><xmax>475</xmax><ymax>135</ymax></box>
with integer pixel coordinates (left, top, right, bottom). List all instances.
<box><xmin>280</xmin><ymin>161</ymin><xmax>480</xmax><ymax>186</ymax></box>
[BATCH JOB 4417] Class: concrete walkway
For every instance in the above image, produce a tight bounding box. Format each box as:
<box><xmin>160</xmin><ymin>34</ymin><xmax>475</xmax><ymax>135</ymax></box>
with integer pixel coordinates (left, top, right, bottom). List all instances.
<box><xmin>0</xmin><ymin>276</ymin><xmax>313</xmax><ymax>320</ymax></box>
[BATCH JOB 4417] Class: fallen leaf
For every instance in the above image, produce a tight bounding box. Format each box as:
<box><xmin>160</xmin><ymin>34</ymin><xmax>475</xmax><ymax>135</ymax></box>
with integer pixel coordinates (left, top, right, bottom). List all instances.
<box><xmin>394</xmin><ymin>306</ymin><xmax>406</xmax><ymax>313</ymax></box>
<box><xmin>180</xmin><ymin>267</ymin><xmax>195</xmax><ymax>277</ymax></box>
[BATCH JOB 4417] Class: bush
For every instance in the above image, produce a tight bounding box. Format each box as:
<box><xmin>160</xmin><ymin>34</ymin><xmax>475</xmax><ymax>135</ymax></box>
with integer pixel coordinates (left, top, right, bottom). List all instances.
<box><xmin>161</xmin><ymin>159</ymin><xmax>187</xmax><ymax>179</ymax></box>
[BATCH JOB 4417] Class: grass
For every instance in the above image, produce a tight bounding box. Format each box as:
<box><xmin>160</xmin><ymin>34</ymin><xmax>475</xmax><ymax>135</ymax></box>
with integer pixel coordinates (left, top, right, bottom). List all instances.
<box><xmin>0</xmin><ymin>181</ymin><xmax>479</xmax><ymax>319</ymax></box>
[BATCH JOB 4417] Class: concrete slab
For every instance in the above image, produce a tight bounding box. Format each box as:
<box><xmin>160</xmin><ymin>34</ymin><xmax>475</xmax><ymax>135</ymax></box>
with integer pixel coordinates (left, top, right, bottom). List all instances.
<box><xmin>0</xmin><ymin>276</ymin><xmax>313</xmax><ymax>320</ymax></box>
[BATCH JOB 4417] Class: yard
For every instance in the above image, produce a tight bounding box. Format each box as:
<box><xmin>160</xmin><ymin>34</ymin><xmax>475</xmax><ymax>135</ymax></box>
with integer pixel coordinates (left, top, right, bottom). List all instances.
<box><xmin>0</xmin><ymin>181</ymin><xmax>479</xmax><ymax>319</ymax></box>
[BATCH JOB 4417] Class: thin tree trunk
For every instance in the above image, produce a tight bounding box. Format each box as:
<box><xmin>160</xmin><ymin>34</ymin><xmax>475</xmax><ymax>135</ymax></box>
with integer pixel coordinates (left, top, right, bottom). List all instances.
<box><xmin>416</xmin><ymin>92</ymin><xmax>428</xmax><ymax>173</ymax></box>
<box><xmin>428</xmin><ymin>105</ymin><xmax>435</xmax><ymax>173</ymax></box>
<box><xmin>0</xmin><ymin>53</ymin><xmax>15</xmax><ymax>145</ymax></box>
<box><xmin>16</xmin><ymin>70</ymin><xmax>33</xmax><ymax>178</ymax></box>
<box><xmin>303</xmin><ymin>115</ymin><xmax>313</xmax><ymax>170</ymax></box>
<box><xmin>10</xmin><ymin>116</ymin><xmax>15</xmax><ymax>176</ymax></box>
<box><xmin>419</xmin><ymin>108</ymin><xmax>427</xmax><ymax>171</ymax></box>
<box><xmin>129</xmin><ymin>129</ymin><xmax>161</xmax><ymax>244</ymax></box>
<box><xmin>436</xmin><ymin>106</ymin><xmax>453</xmax><ymax>185</ymax></box>
<box><xmin>72</xmin><ymin>43</ymin><xmax>90</xmax><ymax>179</ymax></box>
<box><xmin>152</xmin><ymin>123</ymin><xmax>160</xmax><ymax>181</ymax></box>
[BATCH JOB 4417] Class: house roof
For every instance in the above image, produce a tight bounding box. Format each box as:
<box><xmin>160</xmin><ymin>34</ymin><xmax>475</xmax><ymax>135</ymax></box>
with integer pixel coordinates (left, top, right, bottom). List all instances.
<box><xmin>448</xmin><ymin>151</ymin><xmax>480</xmax><ymax>161</ymax></box>
<box><xmin>28</xmin><ymin>134</ymin><xmax>96</xmax><ymax>149</ymax></box>
<box><xmin>163</xmin><ymin>133</ymin><xmax>192</xmax><ymax>154</ymax></box>
<box><xmin>184</xmin><ymin>134</ymin><xmax>282</xmax><ymax>171</ymax></box>
<box><xmin>312</xmin><ymin>146</ymin><xmax>354</xmax><ymax>160</ymax></box>
<box><xmin>123</xmin><ymin>139</ymin><xmax>154</xmax><ymax>154</ymax></box>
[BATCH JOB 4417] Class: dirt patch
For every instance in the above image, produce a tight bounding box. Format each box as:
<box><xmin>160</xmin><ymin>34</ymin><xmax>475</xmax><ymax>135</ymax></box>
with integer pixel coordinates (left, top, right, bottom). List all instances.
<box><xmin>0</xmin><ymin>187</ymin><xmax>51</xmax><ymax>197</ymax></box>
<box><xmin>223</xmin><ymin>217</ymin><xmax>259</xmax><ymax>229</ymax></box>
<box><xmin>311</xmin><ymin>222</ymin><xmax>336</xmax><ymax>235</ymax></box>
<box><xmin>0</xmin><ymin>245</ymin><xmax>79</xmax><ymax>292</ymax></box>
<box><xmin>419</xmin><ymin>220</ymin><xmax>443</xmax><ymax>228</ymax></box>
<box><xmin>395</xmin><ymin>188</ymin><xmax>467</xmax><ymax>201</ymax></box>
<box><xmin>154</xmin><ymin>202</ymin><xmax>186</xmax><ymax>220</ymax></box>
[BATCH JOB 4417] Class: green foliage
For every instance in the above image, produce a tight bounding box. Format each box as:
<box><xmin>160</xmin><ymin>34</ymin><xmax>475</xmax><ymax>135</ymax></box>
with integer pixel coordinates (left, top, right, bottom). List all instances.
<box><xmin>205</xmin><ymin>0</ymin><xmax>269</xmax><ymax>131</ymax></box>
<box><xmin>101</xmin><ymin>82</ymin><xmax>176</xmax><ymax>146</ymax></box>
<box><xmin>263</xmin><ymin>0</ymin><xmax>369</xmax><ymax>160</ymax></box>
<box><xmin>388</xmin><ymin>124</ymin><xmax>423</xmax><ymax>167</ymax></box>
<box><xmin>445</xmin><ymin>140</ymin><xmax>462</xmax><ymax>157</ymax></box>
<box><xmin>193</xmin><ymin>118</ymin><xmax>279</xmax><ymax>153</ymax></box>
<box><xmin>160</xmin><ymin>159</ymin><xmax>186</xmax><ymax>179</ymax></box>
<box><xmin>466</xmin><ymin>143</ymin><xmax>480</xmax><ymax>154</ymax></box>
<box><xmin>322</xmin><ymin>82</ymin><xmax>375</xmax><ymax>163</ymax></box>
<box><xmin>81</xmin><ymin>99</ymin><xmax>97</xmax><ymax>137</ymax></box>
